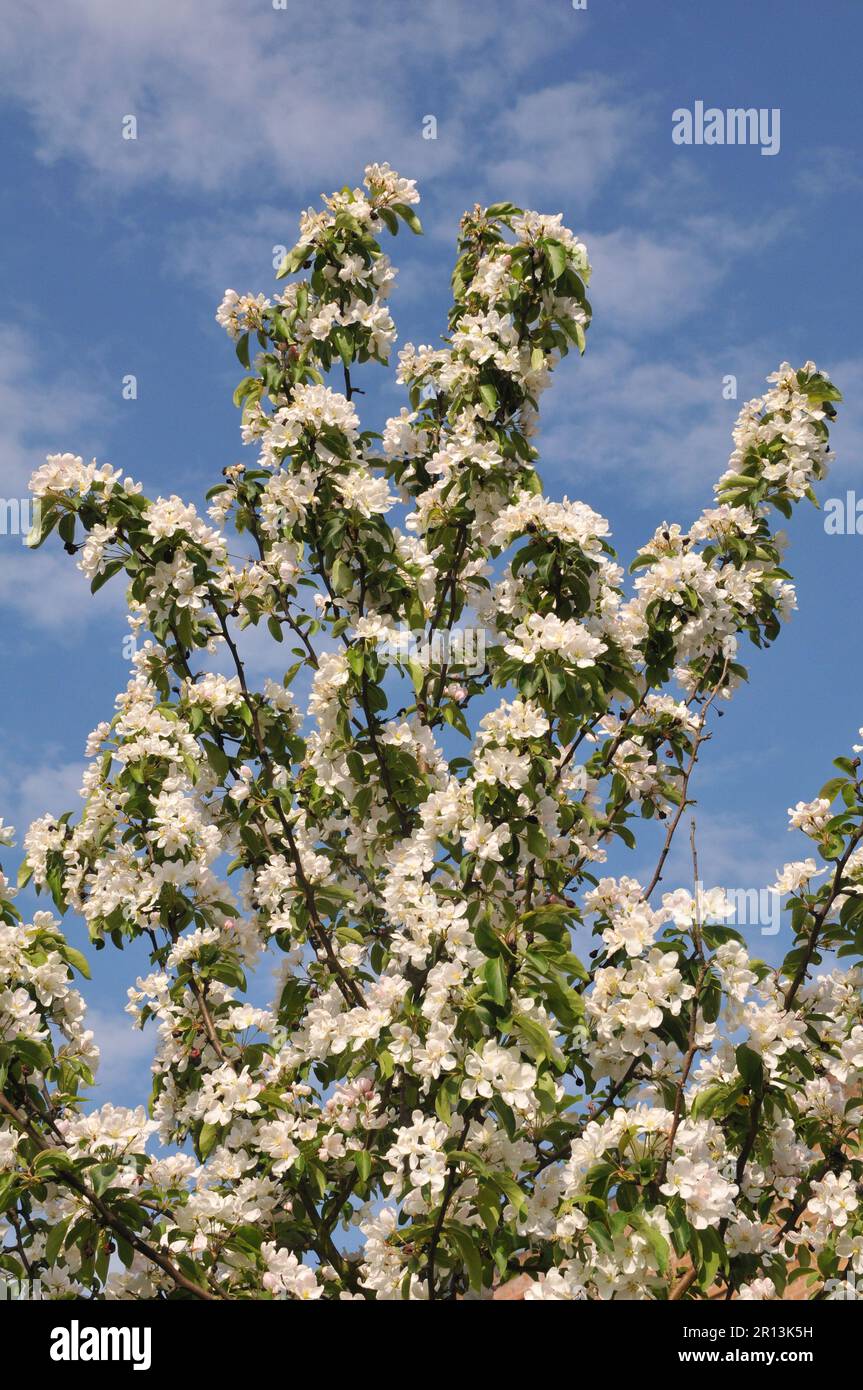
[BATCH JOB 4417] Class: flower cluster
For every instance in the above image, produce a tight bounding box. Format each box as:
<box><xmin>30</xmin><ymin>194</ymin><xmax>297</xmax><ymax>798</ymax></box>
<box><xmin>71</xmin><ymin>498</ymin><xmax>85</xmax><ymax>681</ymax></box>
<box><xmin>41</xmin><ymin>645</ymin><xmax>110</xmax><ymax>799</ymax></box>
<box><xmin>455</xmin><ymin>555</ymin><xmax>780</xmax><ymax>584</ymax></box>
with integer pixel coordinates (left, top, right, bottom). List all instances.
<box><xmin>2</xmin><ymin>169</ymin><xmax>857</xmax><ymax>1305</ymax></box>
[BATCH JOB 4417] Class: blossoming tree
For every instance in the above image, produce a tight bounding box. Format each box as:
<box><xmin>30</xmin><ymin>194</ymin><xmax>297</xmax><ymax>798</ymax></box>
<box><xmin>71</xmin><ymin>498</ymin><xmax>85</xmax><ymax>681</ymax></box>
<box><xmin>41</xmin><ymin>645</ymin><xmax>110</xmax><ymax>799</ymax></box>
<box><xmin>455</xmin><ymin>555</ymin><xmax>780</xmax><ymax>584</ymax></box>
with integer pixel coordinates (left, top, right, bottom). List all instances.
<box><xmin>1</xmin><ymin>164</ymin><xmax>860</xmax><ymax>1301</ymax></box>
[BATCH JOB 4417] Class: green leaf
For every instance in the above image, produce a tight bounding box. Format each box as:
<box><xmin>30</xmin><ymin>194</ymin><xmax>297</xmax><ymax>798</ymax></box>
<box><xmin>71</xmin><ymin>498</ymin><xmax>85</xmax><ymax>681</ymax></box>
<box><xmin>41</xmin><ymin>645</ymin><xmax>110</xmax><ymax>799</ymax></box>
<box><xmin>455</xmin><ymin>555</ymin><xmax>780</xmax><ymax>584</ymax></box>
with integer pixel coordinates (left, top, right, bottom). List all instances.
<box><xmin>546</xmin><ymin>240</ymin><xmax>568</xmax><ymax>280</ymax></box>
<box><xmin>198</xmin><ymin>1123</ymin><xmax>219</xmax><ymax>1160</ymax></box>
<box><xmin>61</xmin><ymin>946</ymin><xmax>91</xmax><ymax>980</ymax></box>
<box><xmin>448</xmin><ymin>1225</ymin><xmax>483</xmax><ymax>1292</ymax></box>
<box><xmin>33</xmin><ymin>1147</ymin><xmax>76</xmax><ymax>1176</ymax></box>
<box><xmin>629</xmin><ymin>1210</ymin><xmax>669</xmax><ymax>1274</ymax></box>
<box><xmin>201</xmin><ymin>739</ymin><xmax>230</xmax><ymax>781</ymax></box>
<box><xmin>276</xmin><ymin>244</ymin><xmax>312</xmax><ymax>278</ymax></box>
<box><xmin>735</xmin><ymin>1043</ymin><xmax>764</xmax><ymax>1093</ymax></box>
<box><xmin>695</xmin><ymin>1227</ymin><xmax>728</xmax><ymax>1289</ymax></box>
<box><xmin>474</xmin><ymin>914</ymin><xmax>503</xmax><ymax>958</ymax></box>
<box><xmin>446</xmin><ymin>1149</ymin><xmax>492</xmax><ymax>1180</ymax></box>
<box><xmin>519</xmin><ymin>904</ymin><xmax>576</xmax><ymax>941</ymax></box>
<box><xmin>394</xmin><ymin>203</ymin><xmax>423</xmax><ymax>235</ymax></box>
<box><xmin>116</xmin><ymin>1233</ymin><xmax>135</xmax><ymax>1269</ymax></box>
<box><xmin>45</xmin><ymin>1215</ymin><xmax>72</xmax><ymax>1265</ymax></box>
<box><xmin>347</xmin><ymin>645</ymin><xmax>365</xmax><ymax>677</ymax></box>
<box><xmin>405</xmin><ymin>658</ymin><xmax>425</xmax><ymax>695</ymax></box>
<box><xmin>629</xmin><ymin>551</ymin><xmax>658</xmax><ymax>574</ymax></box>
<box><xmin>483</xmin><ymin>956</ymin><xmax>508</xmax><ymax>1006</ymax></box>
<box><xmin>90</xmin><ymin>1162</ymin><xmax>119</xmax><ymax>1196</ymax></box>
<box><xmin>525</xmin><ymin>823</ymin><xmax>548</xmax><ymax>858</ymax></box>
<box><xmin>435</xmin><ymin>1082</ymin><xmax>453</xmax><ymax>1125</ymax></box>
<box><xmin>690</xmin><ymin>1081</ymin><xmax>737</xmax><ymax>1121</ymax></box>
<box><xmin>15</xmin><ymin>1038</ymin><xmax>53</xmax><ymax>1073</ymax></box>
<box><xmin>494</xmin><ymin>1173</ymin><xmax>527</xmax><ymax>1215</ymax></box>
<box><xmin>333</xmin><ymin>329</ymin><xmax>354</xmax><ymax>368</ymax></box>
<box><xmin>700</xmin><ymin>970</ymin><xmax>721</xmax><ymax>1024</ymax></box>
<box><xmin>512</xmin><ymin>1012</ymin><xmax>558</xmax><ymax>1063</ymax></box>
<box><xmin>25</xmin><ymin>506</ymin><xmax>60</xmax><ymax>549</ymax></box>
<box><xmin>587</xmin><ymin>1219</ymin><xmax>614</xmax><ymax>1256</ymax></box>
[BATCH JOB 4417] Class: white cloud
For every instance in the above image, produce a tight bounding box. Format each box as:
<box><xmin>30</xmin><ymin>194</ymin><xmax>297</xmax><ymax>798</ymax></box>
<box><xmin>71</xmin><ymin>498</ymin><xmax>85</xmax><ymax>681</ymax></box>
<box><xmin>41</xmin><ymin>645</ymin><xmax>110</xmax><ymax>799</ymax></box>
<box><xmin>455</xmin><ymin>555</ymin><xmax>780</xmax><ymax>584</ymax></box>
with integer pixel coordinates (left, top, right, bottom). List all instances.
<box><xmin>87</xmin><ymin>1007</ymin><xmax>154</xmax><ymax>1098</ymax></box>
<box><xmin>585</xmin><ymin>228</ymin><xmax>723</xmax><ymax>332</ymax></box>
<box><xmin>0</xmin><ymin>0</ymin><xmax>578</xmax><ymax>195</ymax></box>
<box><xmin>538</xmin><ymin>339</ymin><xmax>754</xmax><ymax>507</ymax></box>
<box><xmin>482</xmin><ymin>78</ymin><xmax>639</xmax><ymax>207</ymax></box>
<box><xmin>825</xmin><ymin>355</ymin><xmax>863</xmax><ymax>482</ymax></box>
<box><xmin>11</xmin><ymin>758</ymin><xmax>86</xmax><ymax>831</ymax></box>
<box><xmin>0</xmin><ymin>1</ymin><xmax>796</xmax><ymax>375</ymax></box>
<box><xmin>584</xmin><ymin>211</ymin><xmax>788</xmax><ymax>335</ymax></box>
<box><xmin>166</xmin><ymin>203</ymin><xmax>298</xmax><ymax>295</ymax></box>
<box><xmin>0</xmin><ymin>324</ymin><xmax>103</xmax><ymax>497</ymax></box>
<box><xmin>0</xmin><ymin>549</ymin><xmax>125</xmax><ymax>636</ymax></box>
<box><xmin>0</xmin><ymin>323</ymin><xmax>124</xmax><ymax>632</ymax></box>
<box><xmin>537</xmin><ymin>336</ymin><xmax>863</xmax><ymax>512</ymax></box>
<box><xmin>637</xmin><ymin>809</ymin><xmax>789</xmax><ymax>903</ymax></box>
<box><xmin>793</xmin><ymin>146</ymin><xmax>863</xmax><ymax>201</ymax></box>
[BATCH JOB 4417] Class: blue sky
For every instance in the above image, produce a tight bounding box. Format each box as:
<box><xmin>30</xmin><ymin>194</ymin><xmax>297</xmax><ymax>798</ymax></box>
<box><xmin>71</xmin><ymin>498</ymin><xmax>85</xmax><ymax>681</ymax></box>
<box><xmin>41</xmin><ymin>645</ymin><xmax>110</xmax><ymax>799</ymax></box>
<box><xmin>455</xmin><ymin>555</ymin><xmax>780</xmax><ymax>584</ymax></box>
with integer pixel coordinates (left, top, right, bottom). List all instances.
<box><xmin>1</xmin><ymin>0</ymin><xmax>861</xmax><ymax>1104</ymax></box>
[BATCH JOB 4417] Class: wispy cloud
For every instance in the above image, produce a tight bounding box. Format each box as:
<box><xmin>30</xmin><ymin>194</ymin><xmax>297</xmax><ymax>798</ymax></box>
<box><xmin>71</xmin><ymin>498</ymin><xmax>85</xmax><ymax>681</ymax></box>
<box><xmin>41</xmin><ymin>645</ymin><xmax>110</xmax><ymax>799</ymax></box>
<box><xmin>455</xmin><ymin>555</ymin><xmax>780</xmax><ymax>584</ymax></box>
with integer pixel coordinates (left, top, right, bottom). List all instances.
<box><xmin>87</xmin><ymin>1006</ymin><xmax>154</xmax><ymax>1101</ymax></box>
<box><xmin>0</xmin><ymin>550</ymin><xmax>124</xmax><ymax>636</ymax></box>
<box><xmin>826</xmin><ymin>356</ymin><xmax>863</xmax><ymax>482</ymax></box>
<box><xmin>793</xmin><ymin>145</ymin><xmax>863</xmax><ymax>201</ymax></box>
<box><xmin>7</xmin><ymin>757</ymin><xmax>86</xmax><ymax>831</ymax></box>
<box><xmin>584</xmin><ymin>211</ymin><xmax>789</xmax><ymax>335</ymax></box>
<box><xmin>0</xmin><ymin>0</ymin><xmax>577</xmax><ymax>195</ymax></box>
<box><xmin>538</xmin><ymin>339</ymin><xmax>753</xmax><ymax>508</ymax></box>
<box><xmin>0</xmin><ymin>323</ymin><xmax>124</xmax><ymax>632</ymax></box>
<box><xmin>0</xmin><ymin>324</ymin><xmax>104</xmax><ymax>496</ymax></box>
<box><xmin>481</xmin><ymin>77</ymin><xmax>640</xmax><ymax>208</ymax></box>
